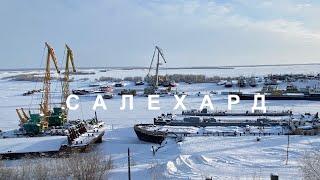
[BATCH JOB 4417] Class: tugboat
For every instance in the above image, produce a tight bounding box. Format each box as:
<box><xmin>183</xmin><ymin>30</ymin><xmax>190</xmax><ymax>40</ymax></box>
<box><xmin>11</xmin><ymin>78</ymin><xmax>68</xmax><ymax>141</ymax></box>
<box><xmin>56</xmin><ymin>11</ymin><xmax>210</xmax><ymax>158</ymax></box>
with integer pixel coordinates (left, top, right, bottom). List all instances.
<box><xmin>22</xmin><ymin>89</ymin><xmax>42</xmax><ymax>96</ymax></box>
<box><xmin>135</xmin><ymin>81</ymin><xmax>145</xmax><ymax>86</ymax></box>
<box><xmin>286</xmin><ymin>84</ymin><xmax>299</xmax><ymax>93</ymax></box>
<box><xmin>162</xmin><ymin>80</ymin><xmax>177</xmax><ymax>87</ymax></box>
<box><xmin>114</xmin><ymin>81</ymin><xmax>124</xmax><ymax>87</ymax></box>
<box><xmin>118</xmin><ymin>89</ymin><xmax>137</xmax><ymax>96</ymax></box>
<box><xmin>72</xmin><ymin>89</ymin><xmax>91</xmax><ymax>95</ymax></box>
<box><xmin>99</xmin><ymin>85</ymin><xmax>113</xmax><ymax>93</ymax></box>
<box><xmin>249</xmin><ymin>77</ymin><xmax>257</xmax><ymax>87</ymax></box>
<box><xmin>103</xmin><ymin>93</ymin><xmax>114</xmax><ymax>99</ymax></box>
<box><xmin>238</xmin><ymin>77</ymin><xmax>246</xmax><ymax>87</ymax></box>
<box><xmin>88</xmin><ymin>82</ymin><xmax>101</xmax><ymax>87</ymax></box>
<box><xmin>225</xmin><ymin>80</ymin><xmax>233</xmax><ymax>88</ymax></box>
<box><xmin>0</xmin><ymin>43</ymin><xmax>105</xmax><ymax>159</ymax></box>
<box><xmin>308</xmin><ymin>87</ymin><xmax>320</xmax><ymax>96</ymax></box>
<box><xmin>264</xmin><ymin>78</ymin><xmax>278</xmax><ymax>85</ymax></box>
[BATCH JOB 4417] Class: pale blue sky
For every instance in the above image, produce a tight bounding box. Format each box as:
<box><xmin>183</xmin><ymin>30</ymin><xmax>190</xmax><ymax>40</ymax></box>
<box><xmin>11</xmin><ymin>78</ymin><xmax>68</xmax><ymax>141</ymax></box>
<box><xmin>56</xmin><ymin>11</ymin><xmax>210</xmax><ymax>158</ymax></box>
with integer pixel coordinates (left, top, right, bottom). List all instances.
<box><xmin>1</xmin><ymin>0</ymin><xmax>320</xmax><ymax>68</ymax></box>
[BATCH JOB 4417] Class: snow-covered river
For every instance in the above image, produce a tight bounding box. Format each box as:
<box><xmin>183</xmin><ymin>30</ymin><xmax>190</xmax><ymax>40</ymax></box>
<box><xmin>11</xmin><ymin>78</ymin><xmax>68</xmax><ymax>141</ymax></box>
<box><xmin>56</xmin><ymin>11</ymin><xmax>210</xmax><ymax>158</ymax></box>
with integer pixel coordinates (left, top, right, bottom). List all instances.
<box><xmin>1</xmin><ymin>64</ymin><xmax>320</xmax><ymax>179</ymax></box>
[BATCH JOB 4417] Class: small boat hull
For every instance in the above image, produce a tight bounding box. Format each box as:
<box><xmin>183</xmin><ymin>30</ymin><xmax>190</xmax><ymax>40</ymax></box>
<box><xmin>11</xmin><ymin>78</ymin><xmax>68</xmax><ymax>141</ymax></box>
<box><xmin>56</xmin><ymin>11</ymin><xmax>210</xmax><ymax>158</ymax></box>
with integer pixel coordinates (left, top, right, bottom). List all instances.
<box><xmin>134</xmin><ymin>124</ymin><xmax>166</xmax><ymax>144</ymax></box>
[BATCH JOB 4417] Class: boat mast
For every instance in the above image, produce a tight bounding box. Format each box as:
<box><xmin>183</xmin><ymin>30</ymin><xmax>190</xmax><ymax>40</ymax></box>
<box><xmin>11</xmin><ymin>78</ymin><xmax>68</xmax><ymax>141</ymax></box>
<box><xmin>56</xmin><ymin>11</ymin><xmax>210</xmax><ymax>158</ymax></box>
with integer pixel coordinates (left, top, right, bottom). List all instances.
<box><xmin>61</xmin><ymin>44</ymin><xmax>76</xmax><ymax>120</ymax></box>
<box><xmin>42</xmin><ymin>42</ymin><xmax>60</xmax><ymax>126</ymax></box>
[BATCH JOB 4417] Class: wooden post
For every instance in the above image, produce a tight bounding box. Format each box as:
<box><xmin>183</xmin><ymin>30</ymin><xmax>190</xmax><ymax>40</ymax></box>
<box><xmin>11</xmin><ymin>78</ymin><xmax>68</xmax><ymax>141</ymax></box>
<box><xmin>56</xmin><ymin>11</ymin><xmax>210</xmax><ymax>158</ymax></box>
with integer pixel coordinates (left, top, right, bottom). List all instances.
<box><xmin>128</xmin><ymin>148</ymin><xmax>131</xmax><ymax>180</ymax></box>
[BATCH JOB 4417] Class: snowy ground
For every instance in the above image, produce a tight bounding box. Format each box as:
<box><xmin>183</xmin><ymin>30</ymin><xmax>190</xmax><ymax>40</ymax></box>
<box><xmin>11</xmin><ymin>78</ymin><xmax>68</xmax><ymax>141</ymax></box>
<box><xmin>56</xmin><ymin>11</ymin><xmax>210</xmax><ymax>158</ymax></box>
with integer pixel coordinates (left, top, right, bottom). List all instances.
<box><xmin>1</xmin><ymin>64</ymin><xmax>320</xmax><ymax>179</ymax></box>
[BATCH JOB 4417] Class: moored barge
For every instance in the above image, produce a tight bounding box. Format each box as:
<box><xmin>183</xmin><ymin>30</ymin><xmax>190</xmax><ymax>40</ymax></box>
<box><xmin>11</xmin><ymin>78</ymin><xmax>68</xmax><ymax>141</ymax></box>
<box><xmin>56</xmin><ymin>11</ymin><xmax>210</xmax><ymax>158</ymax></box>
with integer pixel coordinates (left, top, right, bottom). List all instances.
<box><xmin>182</xmin><ymin>109</ymin><xmax>291</xmax><ymax>116</ymax></box>
<box><xmin>231</xmin><ymin>91</ymin><xmax>320</xmax><ymax>101</ymax></box>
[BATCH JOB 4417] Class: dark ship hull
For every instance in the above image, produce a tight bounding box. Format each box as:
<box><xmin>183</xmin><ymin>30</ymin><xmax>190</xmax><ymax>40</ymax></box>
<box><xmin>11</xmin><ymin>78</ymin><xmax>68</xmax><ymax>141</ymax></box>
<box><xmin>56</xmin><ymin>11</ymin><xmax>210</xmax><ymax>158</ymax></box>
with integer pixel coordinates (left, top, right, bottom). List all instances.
<box><xmin>134</xmin><ymin>124</ymin><xmax>166</xmax><ymax>144</ymax></box>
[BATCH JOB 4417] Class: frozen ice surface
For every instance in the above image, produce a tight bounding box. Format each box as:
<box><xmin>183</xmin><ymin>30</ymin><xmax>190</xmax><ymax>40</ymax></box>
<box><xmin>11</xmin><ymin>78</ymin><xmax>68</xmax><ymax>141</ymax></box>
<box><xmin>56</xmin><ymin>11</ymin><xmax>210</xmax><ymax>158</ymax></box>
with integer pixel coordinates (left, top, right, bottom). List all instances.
<box><xmin>0</xmin><ymin>136</ymin><xmax>67</xmax><ymax>154</ymax></box>
<box><xmin>1</xmin><ymin>64</ymin><xmax>320</xmax><ymax>179</ymax></box>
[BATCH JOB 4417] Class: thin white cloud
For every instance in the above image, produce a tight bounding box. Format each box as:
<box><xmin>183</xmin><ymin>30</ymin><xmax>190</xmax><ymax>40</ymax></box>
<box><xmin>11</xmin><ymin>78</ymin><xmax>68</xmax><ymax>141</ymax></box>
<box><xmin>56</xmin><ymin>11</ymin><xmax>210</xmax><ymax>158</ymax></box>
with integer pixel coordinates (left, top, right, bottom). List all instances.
<box><xmin>0</xmin><ymin>0</ymin><xmax>320</xmax><ymax>68</ymax></box>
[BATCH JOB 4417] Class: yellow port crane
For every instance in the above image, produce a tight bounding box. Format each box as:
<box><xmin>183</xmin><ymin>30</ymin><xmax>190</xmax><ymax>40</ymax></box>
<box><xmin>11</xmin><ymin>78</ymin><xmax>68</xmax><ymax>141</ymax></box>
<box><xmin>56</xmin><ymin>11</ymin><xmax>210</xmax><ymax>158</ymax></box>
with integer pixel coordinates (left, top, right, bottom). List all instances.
<box><xmin>41</xmin><ymin>42</ymin><xmax>60</xmax><ymax>128</ymax></box>
<box><xmin>61</xmin><ymin>44</ymin><xmax>76</xmax><ymax>120</ymax></box>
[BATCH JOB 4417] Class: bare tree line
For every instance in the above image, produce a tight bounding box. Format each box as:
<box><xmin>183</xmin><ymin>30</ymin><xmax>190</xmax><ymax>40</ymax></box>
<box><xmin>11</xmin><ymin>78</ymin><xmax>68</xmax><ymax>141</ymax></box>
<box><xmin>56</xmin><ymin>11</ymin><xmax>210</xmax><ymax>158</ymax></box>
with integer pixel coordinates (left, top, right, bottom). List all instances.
<box><xmin>0</xmin><ymin>152</ymin><xmax>113</xmax><ymax>180</ymax></box>
<box><xmin>301</xmin><ymin>151</ymin><xmax>320</xmax><ymax>180</ymax></box>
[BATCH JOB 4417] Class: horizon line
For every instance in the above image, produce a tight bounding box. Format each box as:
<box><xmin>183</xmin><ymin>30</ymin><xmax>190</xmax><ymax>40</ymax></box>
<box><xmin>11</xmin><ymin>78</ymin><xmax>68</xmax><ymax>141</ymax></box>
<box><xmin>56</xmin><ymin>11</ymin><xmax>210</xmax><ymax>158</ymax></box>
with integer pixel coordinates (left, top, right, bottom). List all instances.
<box><xmin>0</xmin><ymin>62</ymin><xmax>319</xmax><ymax>71</ymax></box>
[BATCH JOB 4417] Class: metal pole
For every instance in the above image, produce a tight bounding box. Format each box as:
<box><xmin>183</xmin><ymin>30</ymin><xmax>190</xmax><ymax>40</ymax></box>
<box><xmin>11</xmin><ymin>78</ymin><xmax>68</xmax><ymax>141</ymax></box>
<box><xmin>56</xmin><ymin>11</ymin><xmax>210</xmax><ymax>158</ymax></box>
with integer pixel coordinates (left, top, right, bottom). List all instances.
<box><xmin>286</xmin><ymin>133</ymin><xmax>289</xmax><ymax>165</ymax></box>
<box><xmin>155</xmin><ymin>50</ymin><xmax>160</xmax><ymax>88</ymax></box>
<box><xmin>286</xmin><ymin>118</ymin><xmax>290</xmax><ymax>165</ymax></box>
<box><xmin>128</xmin><ymin>148</ymin><xmax>131</xmax><ymax>180</ymax></box>
<box><xmin>95</xmin><ymin>111</ymin><xmax>98</xmax><ymax>122</ymax></box>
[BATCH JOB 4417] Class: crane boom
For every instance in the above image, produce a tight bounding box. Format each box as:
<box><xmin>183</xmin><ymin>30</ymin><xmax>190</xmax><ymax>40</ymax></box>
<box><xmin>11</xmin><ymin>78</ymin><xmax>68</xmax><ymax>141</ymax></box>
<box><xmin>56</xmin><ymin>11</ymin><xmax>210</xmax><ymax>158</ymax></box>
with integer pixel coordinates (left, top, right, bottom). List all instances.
<box><xmin>147</xmin><ymin>47</ymin><xmax>157</xmax><ymax>77</ymax></box>
<box><xmin>147</xmin><ymin>46</ymin><xmax>167</xmax><ymax>88</ymax></box>
<box><xmin>42</xmin><ymin>42</ymin><xmax>60</xmax><ymax>126</ymax></box>
<box><xmin>156</xmin><ymin>46</ymin><xmax>166</xmax><ymax>63</ymax></box>
<box><xmin>61</xmin><ymin>44</ymin><xmax>76</xmax><ymax>120</ymax></box>
<box><xmin>16</xmin><ymin>108</ymin><xmax>29</xmax><ymax>125</ymax></box>
<box><xmin>21</xmin><ymin>108</ymin><xmax>29</xmax><ymax>119</ymax></box>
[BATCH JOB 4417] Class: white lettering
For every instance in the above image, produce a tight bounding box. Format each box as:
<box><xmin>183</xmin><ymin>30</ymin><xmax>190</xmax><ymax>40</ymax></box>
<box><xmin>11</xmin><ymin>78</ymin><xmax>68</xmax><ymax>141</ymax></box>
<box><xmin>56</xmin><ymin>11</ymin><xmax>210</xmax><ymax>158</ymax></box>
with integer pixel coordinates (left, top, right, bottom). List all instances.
<box><xmin>252</xmin><ymin>93</ymin><xmax>266</xmax><ymax>113</ymax></box>
<box><xmin>228</xmin><ymin>95</ymin><xmax>240</xmax><ymax>110</ymax></box>
<box><xmin>120</xmin><ymin>95</ymin><xmax>134</xmax><ymax>110</ymax></box>
<box><xmin>173</xmin><ymin>95</ymin><xmax>187</xmax><ymax>110</ymax></box>
<box><xmin>92</xmin><ymin>95</ymin><xmax>107</xmax><ymax>110</ymax></box>
<box><xmin>148</xmin><ymin>95</ymin><xmax>160</xmax><ymax>110</ymax></box>
<box><xmin>199</xmin><ymin>95</ymin><xmax>214</xmax><ymax>110</ymax></box>
<box><xmin>66</xmin><ymin>94</ymin><xmax>79</xmax><ymax>110</ymax></box>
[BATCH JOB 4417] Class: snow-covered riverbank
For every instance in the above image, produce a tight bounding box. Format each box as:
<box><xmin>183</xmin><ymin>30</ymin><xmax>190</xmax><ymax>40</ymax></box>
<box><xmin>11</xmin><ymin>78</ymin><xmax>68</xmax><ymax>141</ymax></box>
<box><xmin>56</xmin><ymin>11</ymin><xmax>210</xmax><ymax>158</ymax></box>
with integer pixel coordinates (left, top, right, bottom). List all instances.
<box><xmin>1</xmin><ymin>65</ymin><xmax>320</xmax><ymax>179</ymax></box>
